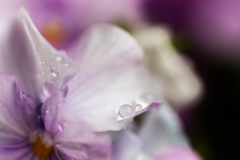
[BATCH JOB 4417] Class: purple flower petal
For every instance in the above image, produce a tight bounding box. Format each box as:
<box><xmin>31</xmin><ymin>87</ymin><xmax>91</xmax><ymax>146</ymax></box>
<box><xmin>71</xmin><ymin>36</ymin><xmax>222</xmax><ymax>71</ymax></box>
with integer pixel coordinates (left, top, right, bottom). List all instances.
<box><xmin>64</xmin><ymin>24</ymin><xmax>160</xmax><ymax>132</ymax></box>
<box><xmin>0</xmin><ymin>72</ymin><xmax>39</xmax><ymax>147</ymax></box>
<box><xmin>41</xmin><ymin>92</ymin><xmax>112</xmax><ymax>159</ymax></box>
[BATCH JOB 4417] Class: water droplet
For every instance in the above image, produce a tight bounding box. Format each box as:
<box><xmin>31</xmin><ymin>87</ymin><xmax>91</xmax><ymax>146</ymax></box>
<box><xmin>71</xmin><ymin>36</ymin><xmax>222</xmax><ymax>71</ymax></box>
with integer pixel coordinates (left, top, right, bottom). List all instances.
<box><xmin>140</xmin><ymin>92</ymin><xmax>158</xmax><ymax>104</ymax></box>
<box><xmin>56</xmin><ymin>56</ymin><xmax>62</xmax><ymax>62</ymax></box>
<box><xmin>118</xmin><ymin>104</ymin><xmax>134</xmax><ymax>118</ymax></box>
<box><xmin>65</xmin><ymin>63</ymin><xmax>69</xmax><ymax>67</ymax></box>
<box><xmin>46</xmin><ymin>110</ymin><xmax>49</xmax><ymax>114</ymax></box>
<box><xmin>42</xmin><ymin>60</ymin><xmax>46</xmax><ymax>65</ymax></box>
<box><xmin>22</xmin><ymin>92</ymin><xmax>31</xmax><ymax>99</ymax></box>
<box><xmin>135</xmin><ymin>104</ymin><xmax>143</xmax><ymax>111</ymax></box>
<box><xmin>51</xmin><ymin>70</ymin><xmax>58</xmax><ymax>78</ymax></box>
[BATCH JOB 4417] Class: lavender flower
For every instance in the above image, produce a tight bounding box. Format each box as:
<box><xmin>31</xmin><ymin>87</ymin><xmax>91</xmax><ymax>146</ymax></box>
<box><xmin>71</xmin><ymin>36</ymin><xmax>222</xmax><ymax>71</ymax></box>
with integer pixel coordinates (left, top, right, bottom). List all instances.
<box><xmin>0</xmin><ymin>9</ymin><xmax>159</xmax><ymax>159</ymax></box>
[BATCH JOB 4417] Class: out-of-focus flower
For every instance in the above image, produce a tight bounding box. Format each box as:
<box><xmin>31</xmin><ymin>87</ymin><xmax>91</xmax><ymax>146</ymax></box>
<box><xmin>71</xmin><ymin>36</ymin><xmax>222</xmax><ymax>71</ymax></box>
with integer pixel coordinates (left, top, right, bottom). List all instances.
<box><xmin>113</xmin><ymin>102</ymin><xmax>202</xmax><ymax>160</ymax></box>
<box><xmin>144</xmin><ymin>0</ymin><xmax>240</xmax><ymax>61</ymax></box>
<box><xmin>133</xmin><ymin>26</ymin><xmax>202</xmax><ymax>108</ymax></box>
<box><xmin>1</xmin><ymin>0</ymin><xmax>143</xmax><ymax>49</ymax></box>
<box><xmin>186</xmin><ymin>0</ymin><xmax>240</xmax><ymax>60</ymax></box>
<box><xmin>0</xmin><ymin>9</ymin><xmax>160</xmax><ymax>159</ymax></box>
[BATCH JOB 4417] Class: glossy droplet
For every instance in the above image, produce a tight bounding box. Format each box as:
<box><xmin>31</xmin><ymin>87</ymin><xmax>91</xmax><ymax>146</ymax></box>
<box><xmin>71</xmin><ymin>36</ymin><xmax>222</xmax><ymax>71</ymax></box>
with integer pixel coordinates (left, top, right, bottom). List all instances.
<box><xmin>56</xmin><ymin>56</ymin><xmax>62</xmax><ymax>61</ymax></box>
<box><xmin>51</xmin><ymin>70</ymin><xmax>58</xmax><ymax>78</ymax></box>
<box><xmin>135</xmin><ymin>104</ymin><xmax>143</xmax><ymax>111</ymax></box>
<box><xmin>22</xmin><ymin>92</ymin><xmax>31</xmax><ymax>99</ymax></box>
<box><xmin>118</xmin><ymin>104</ymin><xmax>134</xmax><ymax>118</ymax></box>
<box><xmin>65</xmin><ymin>63</ymin><xmax>69</xmax><ymax>67</ymax></box>
<box><xmin>42</xmin><ymin>61</ymin><xmax>46</xmax><ymax>65</ymax></box>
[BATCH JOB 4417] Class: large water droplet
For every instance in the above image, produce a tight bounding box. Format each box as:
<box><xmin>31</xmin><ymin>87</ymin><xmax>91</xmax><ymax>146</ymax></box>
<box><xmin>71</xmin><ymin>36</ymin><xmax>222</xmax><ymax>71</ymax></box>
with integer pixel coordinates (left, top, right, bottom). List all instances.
<box><xmin>118</xmin><ymin>104</ymin><xmax>134</xmax><ymax>118</ymax></box>
<box><xmin>51</xmin><ymin>70</ymin><xmax>58</xmax><ymax>78</ymax></box>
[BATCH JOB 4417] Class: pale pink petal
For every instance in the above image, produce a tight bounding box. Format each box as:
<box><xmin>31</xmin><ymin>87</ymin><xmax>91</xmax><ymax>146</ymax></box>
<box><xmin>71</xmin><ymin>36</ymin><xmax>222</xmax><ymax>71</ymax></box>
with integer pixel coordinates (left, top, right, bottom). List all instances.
<box><xmin>138</xmin><ymin>102</ymin><xmax>188</xmax><ymax>155</ymax></box>
<box><xmin>21</xmin><ymin>10</ymin><xmax>79</xmax><ymax>101</ymax></box>
<box><xmin>154</xmin><ymin>147</ymin><xmax>202</xmax><ymax>160</ymax></box>
<box><xmin>65</xmin><ymin>24</ymin><xmax>160</xmax><ymax>132</ymax></box>
<box><xmin>113</xmin><ymin>131</ymin><xmax>142</xmax><ymax>160</ymax></box>
<box><xmin>0</xmin><ymin>72</ymin><xmax>39</xmax><ymax>147</ymax></box>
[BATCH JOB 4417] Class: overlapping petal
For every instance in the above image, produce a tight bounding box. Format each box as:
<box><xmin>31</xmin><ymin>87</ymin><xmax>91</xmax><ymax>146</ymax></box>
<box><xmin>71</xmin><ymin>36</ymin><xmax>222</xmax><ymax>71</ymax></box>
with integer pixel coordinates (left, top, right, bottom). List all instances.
<box><xmin>0</xmin><ymin>72</ymin><xmax>39</xmax><ymax>147</ymax></box>
<box><xmin>65</xmin><ymin>24</ymin><xmax>160</xmax><ymax>132</ymax></box>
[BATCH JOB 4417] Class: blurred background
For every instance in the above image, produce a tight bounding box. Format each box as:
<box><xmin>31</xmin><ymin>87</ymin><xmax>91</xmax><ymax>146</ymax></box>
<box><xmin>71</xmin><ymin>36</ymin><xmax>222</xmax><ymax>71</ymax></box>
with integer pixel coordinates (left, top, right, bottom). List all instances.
<box><xmin>3</xmin><ymin>0</ymin><xmax>240</xmax><ymax>159</ymax></box>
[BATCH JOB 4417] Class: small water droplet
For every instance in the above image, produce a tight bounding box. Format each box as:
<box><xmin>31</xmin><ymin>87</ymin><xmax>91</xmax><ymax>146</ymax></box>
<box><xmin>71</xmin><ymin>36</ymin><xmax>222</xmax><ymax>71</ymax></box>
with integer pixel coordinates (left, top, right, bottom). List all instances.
<box><xmin>46</xmin><ymin>110</ymin><xmax>49</xmax><ymax>114</ymax></box>
<box><xmin>135</xmin><ymin>104</ymin><xmax>143</xmax><ymax>111</ymax></box>
<box><xmin>56</xmin><ymin>56</ymin><xmax>62</xmax><ymax>62</ymax></box>
<box><xmin>51</xmin><ymin>70</ymin><xmax>58</xmax><ymax>78</ymax></box>
<box><xmin>42</xmin><ymin>60</ymin><xmax>46</xmax><ymax>65</ymax></box>
<box><xmin>22</xmin><ymin>92</ymin><xmax>31</xmax><ymax>99</ymax></box>
<box><xmin>65</xmin><ymin>63</ymin><xmax>69</xmax><ymax>67</ymax></box>
<box><xmin>118</xmin><ymin>104</ymin><xmax>134</xmax><ymax>118</ymax></box>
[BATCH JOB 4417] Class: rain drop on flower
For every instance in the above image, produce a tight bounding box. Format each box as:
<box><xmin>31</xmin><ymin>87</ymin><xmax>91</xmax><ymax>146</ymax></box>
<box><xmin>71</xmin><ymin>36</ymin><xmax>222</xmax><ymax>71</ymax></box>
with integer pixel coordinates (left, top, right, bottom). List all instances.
<box><xmin>51</xmin><ymin>70</ymin><xmax>58</xmax><ymax>78</ymax></box>
<box><xmin>135</xmin><ymin>104</ymin><xmax>143</xmax><ymax>111</ymax></box>
<box><xmin>118</xmin><ymin>104</ymin><xmax>134</xmax><ymax>118</ymax></box>
<box><xmin>56</xmin><ymin>56</ymin><xmax>62</xmax><ymax>61</ymax></box>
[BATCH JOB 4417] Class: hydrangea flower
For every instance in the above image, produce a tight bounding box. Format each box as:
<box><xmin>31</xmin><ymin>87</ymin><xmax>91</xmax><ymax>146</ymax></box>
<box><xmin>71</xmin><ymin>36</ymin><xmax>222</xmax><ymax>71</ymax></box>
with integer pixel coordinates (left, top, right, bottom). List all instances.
<box><xmin>113</xmin><ymin>102</ymin><xmax>202</xmax><ymax>160</ymax></box>
<box><xmin>0</xmin><ymin>9</ymin><xmax>159</xmax><ymax>159</ymax></box>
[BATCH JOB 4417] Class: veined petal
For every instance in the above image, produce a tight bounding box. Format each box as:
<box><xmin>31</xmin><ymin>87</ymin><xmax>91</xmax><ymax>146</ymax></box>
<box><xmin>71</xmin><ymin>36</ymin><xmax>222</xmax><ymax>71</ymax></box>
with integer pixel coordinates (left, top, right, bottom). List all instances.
<box><xmin>22</xmin><ymin>9</ymin><xmax>79</xmax><ymax>101</ymax></box>
<box><xmin>65</xmin><ymin>24</ymin><xmax>160</xmax><ymax>132</ymax></box>
<box><xmin>56</xmin><ymin>142</ymin><xmax>111</xmax><ymax>160</ymax></box>
<box><xmin>0</xmin><ymin>72</ymin><xmax>39</xmax><ymax>147</ymax></box>
<box><xmin>41</xmin><ymin>92</ymin><xmax>112</xmax><ymax>159</ymax></box>
<box><xmin>0</xmin><ymin>145</ymin><xmax>36</xmax><ymax>160</ymax></box>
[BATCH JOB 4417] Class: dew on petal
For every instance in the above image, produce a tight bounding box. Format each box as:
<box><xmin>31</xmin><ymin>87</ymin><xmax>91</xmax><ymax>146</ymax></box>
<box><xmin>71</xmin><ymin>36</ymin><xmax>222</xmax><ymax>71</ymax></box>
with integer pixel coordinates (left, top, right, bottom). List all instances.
<box><xmin>51</xmin><ymin>70</ymin><xmax>58</xmax><ymax>78</ymax></box>
<box><xmin>42</xmin><ymin>60</ymin><xmax>46</xmax><ymax>65</ymax></box>
<box><xmin>135</xmin><ymin>104</ymin><xmax>143</xmax><ymax>111</ymax></box>
<box><xmin>56</xmin><ymin>56</ymin><xmax>62</xmax><ymax>62</ymax></box>
<box><xmin>22</xmin><ymin>92</ymin><xmax>31</xmax><ymax>99</ymax></box>
<box><xmin>65</xmin><ymin>63</ymin><xmax>69</xmax><ymax>67</ymax></box>
<box><xmin>118</xmin><ymin>104</ymin><xmax>134</xmax><ymax>118</ymax></box>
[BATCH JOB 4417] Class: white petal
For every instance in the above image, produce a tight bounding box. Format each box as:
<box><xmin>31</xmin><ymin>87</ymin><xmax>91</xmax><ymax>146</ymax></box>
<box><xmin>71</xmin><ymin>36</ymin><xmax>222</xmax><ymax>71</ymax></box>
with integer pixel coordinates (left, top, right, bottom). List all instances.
<box><xmin>65</xmin><ymin>24</ymin><xmax>160</xmax><ymax>132</ymax></box>
<box><xmin>20</xmin><ymin>9</ymin><xmax>80</xmax><ymax>100</ymax></box>
<box><xmin>138</xmin><ymin>102</ymin><xmax>189</xmax><ymax>155</ymax></box>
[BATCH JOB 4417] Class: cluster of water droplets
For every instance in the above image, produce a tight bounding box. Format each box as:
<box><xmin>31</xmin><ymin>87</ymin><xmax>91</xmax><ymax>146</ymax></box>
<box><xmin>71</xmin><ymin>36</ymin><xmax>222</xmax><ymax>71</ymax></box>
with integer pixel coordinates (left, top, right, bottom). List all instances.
<box><xmin>118</xmin><ymin>91</ymin><xmax>159</xmax><ymax>119</ymax></box>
